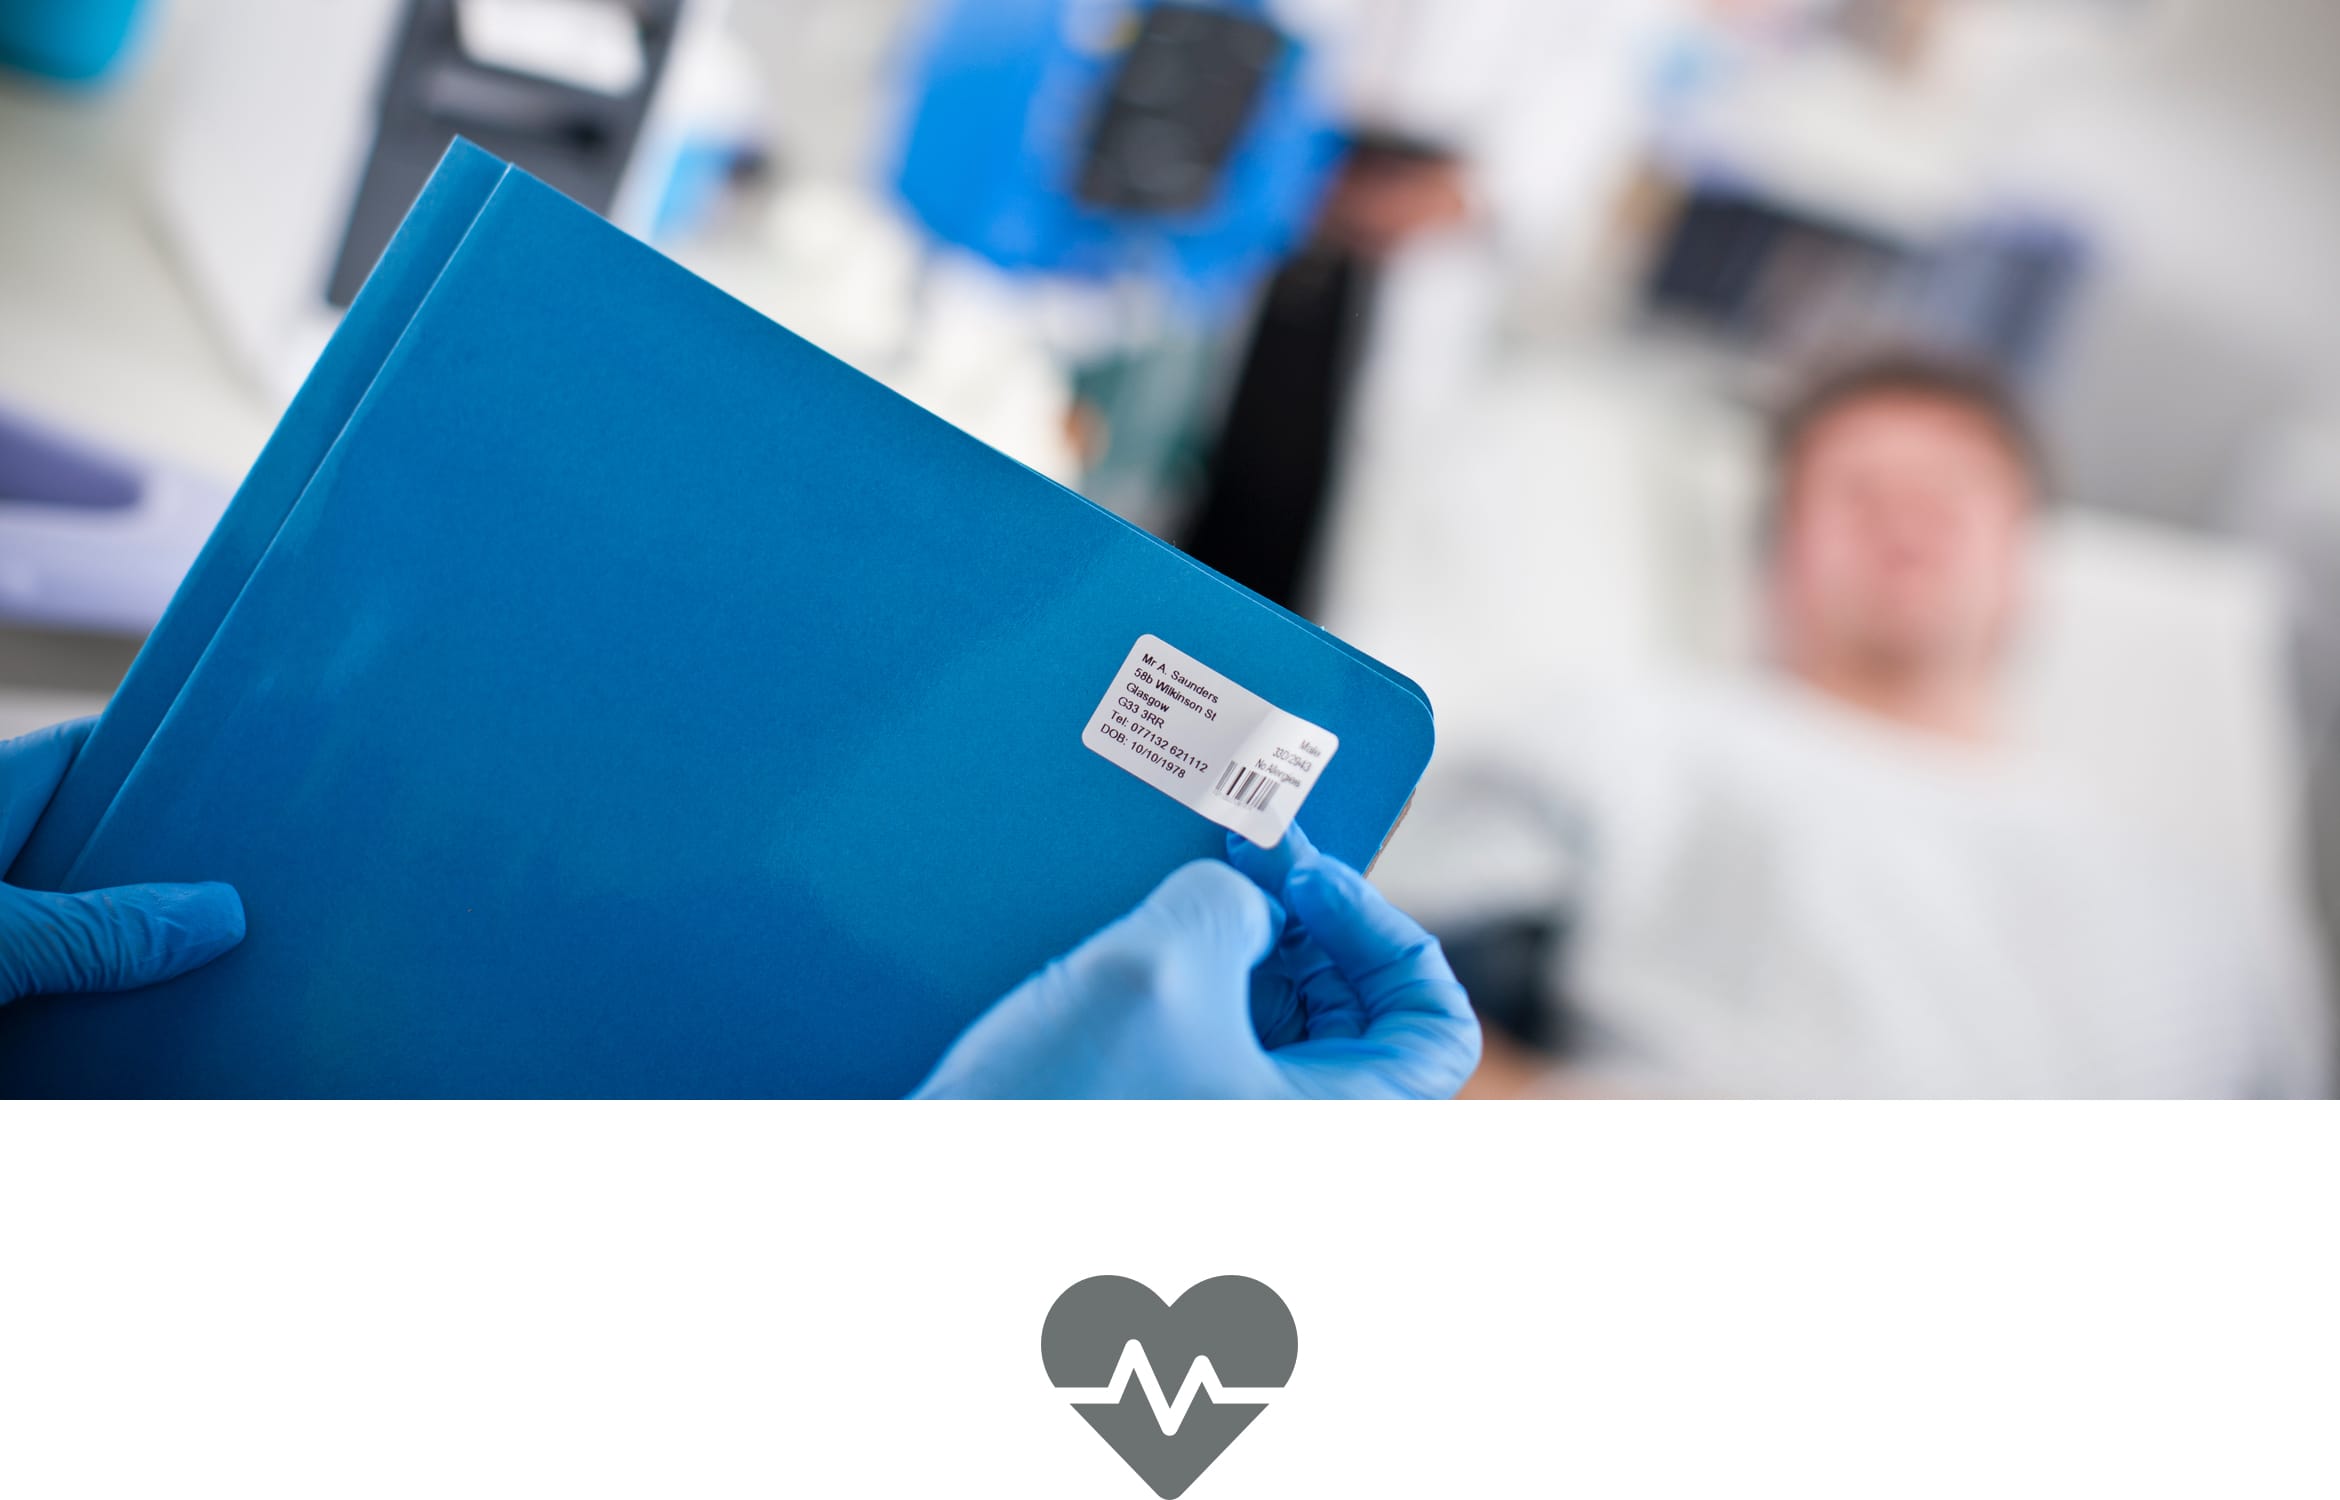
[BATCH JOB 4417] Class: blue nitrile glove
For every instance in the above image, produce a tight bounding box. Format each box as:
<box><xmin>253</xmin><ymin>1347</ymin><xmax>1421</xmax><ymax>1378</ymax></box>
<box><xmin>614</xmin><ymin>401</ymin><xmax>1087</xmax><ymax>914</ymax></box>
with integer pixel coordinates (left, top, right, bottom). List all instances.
<box><xmin>914</xmin><ymin>824</ymin><xmax>1479</xmax><ymax>1099</ymax></box>
<box><xmin>0</xmin><ymin>719</ymin><xmax>245</xmax><ymax>1004</ymax></box>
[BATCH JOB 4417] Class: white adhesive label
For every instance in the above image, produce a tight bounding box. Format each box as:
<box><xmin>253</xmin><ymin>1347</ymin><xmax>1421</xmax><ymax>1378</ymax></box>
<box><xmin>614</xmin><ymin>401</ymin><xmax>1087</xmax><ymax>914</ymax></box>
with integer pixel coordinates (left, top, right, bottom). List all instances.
<box><xmin>1081</xmin><ymin>634</ymin><xmax>1337</xmax><ymax>846</ymax></box>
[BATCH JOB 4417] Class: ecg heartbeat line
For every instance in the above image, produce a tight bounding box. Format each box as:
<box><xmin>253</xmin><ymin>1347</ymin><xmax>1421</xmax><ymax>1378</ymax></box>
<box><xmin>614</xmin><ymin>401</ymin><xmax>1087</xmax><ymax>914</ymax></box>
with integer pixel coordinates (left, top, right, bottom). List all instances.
<box><xmin>1057</xmin><ymin>1340</ymin><xmax>1283</xmax><ymax>1437</ymax></box>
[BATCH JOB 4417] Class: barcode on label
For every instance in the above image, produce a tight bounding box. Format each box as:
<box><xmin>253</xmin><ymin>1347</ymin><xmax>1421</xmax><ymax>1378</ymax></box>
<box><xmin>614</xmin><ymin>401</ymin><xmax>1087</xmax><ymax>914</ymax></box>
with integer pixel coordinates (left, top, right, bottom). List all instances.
<box><xmin>1217</xmin><ymin>763</ymin><xmax>1277</xmax><ymax>812</ymax></box>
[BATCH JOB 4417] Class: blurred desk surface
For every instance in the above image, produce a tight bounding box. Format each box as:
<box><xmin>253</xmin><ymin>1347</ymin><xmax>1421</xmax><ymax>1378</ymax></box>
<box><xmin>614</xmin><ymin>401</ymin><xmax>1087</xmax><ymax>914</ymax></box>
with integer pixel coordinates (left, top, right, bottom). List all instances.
<box><xmin>0</xmin><ymin>12</ymin><xmax>1075</xmax><ymax>726</ymax></box>
<box><xmin>0</xmin><ymin>45</ymin><xmax>275</xmax><ymax>713</ymax></box>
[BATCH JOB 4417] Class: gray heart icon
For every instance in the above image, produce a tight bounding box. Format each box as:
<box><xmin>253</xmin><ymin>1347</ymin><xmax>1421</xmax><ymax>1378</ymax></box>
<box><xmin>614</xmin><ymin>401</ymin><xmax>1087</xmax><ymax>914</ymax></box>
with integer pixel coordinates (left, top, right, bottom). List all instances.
<box><xmin>1042</xmin><ymin>1276</ymin><xmax>1298</xmax><ymax>1498</ymax></box>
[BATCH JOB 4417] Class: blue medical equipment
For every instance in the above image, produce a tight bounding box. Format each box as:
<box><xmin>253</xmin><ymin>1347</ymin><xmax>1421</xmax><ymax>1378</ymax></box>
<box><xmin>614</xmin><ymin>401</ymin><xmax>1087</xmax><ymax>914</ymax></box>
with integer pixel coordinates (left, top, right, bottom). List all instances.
<box><xmin>0</xmin><ymin>0</ymin><xmax>147</xmax><ymax>83</ymax></box>
<box><xmin>892</xmin><ymin>0</ymin><xmax>1344</xmax><ymax>311</ymax></box>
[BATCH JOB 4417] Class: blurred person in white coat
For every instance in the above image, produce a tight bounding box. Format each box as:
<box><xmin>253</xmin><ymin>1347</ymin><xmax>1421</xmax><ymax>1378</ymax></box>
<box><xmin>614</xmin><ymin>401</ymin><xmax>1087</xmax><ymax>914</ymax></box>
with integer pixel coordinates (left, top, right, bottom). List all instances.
<box><xmin>1291</xmin><ymin>0</ymin><xmax>1678</xmax><ymax>412</ymax></box>
<box><xmin>1185</xmin><ymin>0</ymin><xmax>1681</xmax><ymax>607</ymax></box>
<box><xmin>1380</xmin><ymin>353</ymin><xmax>2331</xmax><ymax>1098</ymax></box>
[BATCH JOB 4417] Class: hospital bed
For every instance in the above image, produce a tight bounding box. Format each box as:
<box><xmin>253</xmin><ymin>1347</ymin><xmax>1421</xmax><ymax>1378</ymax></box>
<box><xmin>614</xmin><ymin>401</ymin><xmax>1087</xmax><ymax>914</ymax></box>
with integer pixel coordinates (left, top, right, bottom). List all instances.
<box><xmin>1319</xmin><ymin>349</ymin><xmax>2319</xmax><ymax>1002</ymax></box>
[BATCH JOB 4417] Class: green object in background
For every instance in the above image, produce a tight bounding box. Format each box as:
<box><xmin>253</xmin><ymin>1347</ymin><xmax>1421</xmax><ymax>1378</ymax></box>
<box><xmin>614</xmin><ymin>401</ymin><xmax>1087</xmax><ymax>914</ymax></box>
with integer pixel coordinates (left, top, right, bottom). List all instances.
<box><xmin>0</xmin><ymin>0</ymin><xmax>149</xmax><ymax>84</ymax></box>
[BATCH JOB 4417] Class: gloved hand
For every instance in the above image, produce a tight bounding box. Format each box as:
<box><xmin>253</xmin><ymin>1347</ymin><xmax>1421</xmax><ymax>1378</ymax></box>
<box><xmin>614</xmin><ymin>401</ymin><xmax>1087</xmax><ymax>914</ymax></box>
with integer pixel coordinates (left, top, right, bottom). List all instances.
<box><xmin>915</xmin><ymin>824</ymin><xmax>1479</xmax><ymax>1098</ymax></box>
<box><xmin>0</xmin><ymin>719</ymin><xmax>246</xmax><ymax>1004</ymax></box>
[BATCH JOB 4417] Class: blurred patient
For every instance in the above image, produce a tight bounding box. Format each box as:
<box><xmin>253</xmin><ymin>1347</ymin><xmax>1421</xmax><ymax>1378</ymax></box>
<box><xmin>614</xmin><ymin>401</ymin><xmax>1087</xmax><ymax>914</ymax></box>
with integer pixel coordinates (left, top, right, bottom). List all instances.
<box><xmin>1389</xmin><ymin>354</ymin><xmax>2330</xmax><ymax>1097</ymax></box>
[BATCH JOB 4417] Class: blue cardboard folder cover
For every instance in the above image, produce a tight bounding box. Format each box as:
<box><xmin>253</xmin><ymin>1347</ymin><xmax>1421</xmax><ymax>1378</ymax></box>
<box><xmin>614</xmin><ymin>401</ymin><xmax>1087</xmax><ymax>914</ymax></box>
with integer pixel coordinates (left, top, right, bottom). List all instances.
<box><xmin>0</xmin><ymin>144</ymin><xmax>1433</xmax><ymax>1097</ymax></box>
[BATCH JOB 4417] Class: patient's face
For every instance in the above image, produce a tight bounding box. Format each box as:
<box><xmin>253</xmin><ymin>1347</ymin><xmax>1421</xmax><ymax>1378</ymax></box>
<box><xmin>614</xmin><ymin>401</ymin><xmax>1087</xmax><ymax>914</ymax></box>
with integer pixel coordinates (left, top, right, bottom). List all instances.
<box><xmin>1771</xmin><ymin>393</ymin><xmax>2034</xmax><ymax>681</ymax></box>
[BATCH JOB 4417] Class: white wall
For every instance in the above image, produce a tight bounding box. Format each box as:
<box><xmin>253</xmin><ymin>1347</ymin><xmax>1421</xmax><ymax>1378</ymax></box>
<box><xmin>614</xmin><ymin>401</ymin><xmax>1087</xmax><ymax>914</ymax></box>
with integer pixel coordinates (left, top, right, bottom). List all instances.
<box><xmin>1976</xmin><ymin>0</ymin><xmax>2340</xmax><ymax>523</ymax></box>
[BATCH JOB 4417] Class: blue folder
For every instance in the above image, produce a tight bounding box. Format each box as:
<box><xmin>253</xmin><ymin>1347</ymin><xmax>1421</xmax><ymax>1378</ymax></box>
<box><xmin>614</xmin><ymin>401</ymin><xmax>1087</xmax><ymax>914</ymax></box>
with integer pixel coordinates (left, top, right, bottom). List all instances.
<box><xmin>0</xmin><ymin>145</ymin><xmax>1433</xmax><ymax>1097</ymax></box>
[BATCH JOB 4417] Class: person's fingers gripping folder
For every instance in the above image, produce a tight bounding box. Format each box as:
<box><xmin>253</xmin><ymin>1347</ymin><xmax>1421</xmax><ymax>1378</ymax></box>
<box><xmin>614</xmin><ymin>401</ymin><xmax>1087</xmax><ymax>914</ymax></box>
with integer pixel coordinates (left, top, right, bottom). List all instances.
<box><xmin>0</xmin><ymin>720</ymin><xmax>246</xmax><ymax>1004</ymax></box>
<box><xmin>916</xmin><ymin>825</ymin><xmax>1481</xmax><ymax>1100</ymax></box>
<box><xmin>2</xmin><ymin>716</ymin><xmax>1475</xmax><ymax>1098</ymax></box>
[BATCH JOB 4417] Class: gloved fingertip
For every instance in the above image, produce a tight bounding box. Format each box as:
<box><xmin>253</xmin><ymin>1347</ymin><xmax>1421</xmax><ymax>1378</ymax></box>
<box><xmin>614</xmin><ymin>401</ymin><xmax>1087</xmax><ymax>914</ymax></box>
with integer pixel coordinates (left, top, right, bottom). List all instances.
<box><xmin>161</xmin><ymin>881</ymin><xmax>248</xmax><ymax>961</ymax></box>
<box><xmin>106</xmin><ymin>880</ymin><xmax>247</xmax><ymax>983</ymax></box>
<box><xmin>1284</xmin><ymin>854</ymin><xmax>1381</xmax><ymax>909</ymax></box>
<box><xmin>1224</xmin><ymin>830</ymin><xmax>1295</xmax><ymax>895</ymax></box>
<box><xmin>1227</xmin><ymin>821</ymin><xmax>1325</xmax><ymax>898</ymax></box>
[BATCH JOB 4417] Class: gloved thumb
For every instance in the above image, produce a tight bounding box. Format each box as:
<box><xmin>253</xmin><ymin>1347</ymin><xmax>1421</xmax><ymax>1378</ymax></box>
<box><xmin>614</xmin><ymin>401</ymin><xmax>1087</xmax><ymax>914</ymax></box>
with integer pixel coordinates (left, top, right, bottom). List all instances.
<box><xmin>1114</xmin><ymin>859</ymin><xmax>1280</xmax><ymax>977</ymax></box>
<box><xmin>0</xmin><ymin>882</ymin><xmax>246</xmax><ymax>1002</ymax></box>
